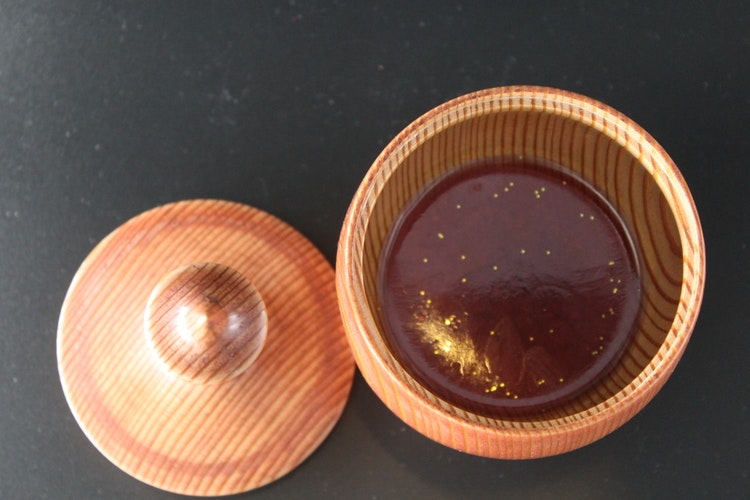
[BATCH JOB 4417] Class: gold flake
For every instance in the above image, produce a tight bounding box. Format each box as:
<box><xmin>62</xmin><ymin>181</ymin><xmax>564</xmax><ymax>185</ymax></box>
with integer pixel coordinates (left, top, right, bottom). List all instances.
<box><xmin>545</xmin><ymin>250</ymin><xmax>551</xmax><ymax>255</ymax></box>
<box><xmin>520</xmin><ymin>249</ymin><xmax>526</xmax><ymax>254</ymax></box>
<box><xmin>589</xmin><ymin>215</ymin><xmax>595</xmax><ymax>220</ymax></box>
<box><xmin>419</xmin><ymin>290</ymin><xmax>426</xmax><ymax>296</ymax></box>
<box><xmin>513</xmin><ymin>395</ymin><xmax>518</xmax><ymax>399</ymax></box>
<box><xmin>549</xmin><ymin>328</ymin><xmax>555</xmax><ymax>333</ymax></box>
<box><xmin>509</xmin><ymin>182</ymin><xmax>514</xmax><ymax>187</ymax></box>
<box><xmin>608</xmin><ymin>260</ymin><xmax>615</xmax><ymax>266</ymax></box>
<box><xmin>456</xmin><ymin>204</ymin><xmax>462</xmax><ymax>209</ymax></box>
<box><xmin>489</xmin><ymin>330</ymin><xmax>495</xmax><ymax>335</ymax></box>
<box><xmin>559</xmin><ymin>377</ymin><xmax>564</xmax><ymax>382</ymax></box>
<box><xmin>437</xmin><ymin>232</ymin><xmax>444</xmax><ymax>239</ymax></box>
<box><xmin>460</xmin><ymin>255</ymin><xmax>466</xmax><ymax>260</ymax></box>
<box><xmin>415</xmin><ymin>310</ymin><xmax>490</xmax><ymax>380</ymax></box>
<box><xmin>492</xmin><ymin>265</ymin><xmax>498</xmax><ymax>270</ymax></box>
<box><xmin>493</xmin><ymin>193</ymin><xmax>499</xmax><ymax>198</ymax></box>
<box><xmin>580</xmin><ymin>213</ymin><xmax>585</xmax><ymax>218</ymax></box>
<box><xmin>537</xmin><ymin>379</ymin><xmax>545</xmax><ymax>385</ymax></box>
<box><xmin>504</xmin><ymin>187</ymin><xmax>509</xmax><ymax>192</ymax></box>
<box><xmin>529</xmin><ymin>336</ymin><xmax>534</xmax><ymax>341</ymax></box>
<box><xmin>460</xmin><ymin>277</ymin><xmax>467</xmax><ymax>283</ymax></box>
<box><xmin>423</xmin><ymin>257</ymin><xmax>429</xmax><ymax>263</ymax></box>
<box><xmin>612</xmin><ymin>287</ymin><xmax>618</xmax><ymax>294</ymax></box>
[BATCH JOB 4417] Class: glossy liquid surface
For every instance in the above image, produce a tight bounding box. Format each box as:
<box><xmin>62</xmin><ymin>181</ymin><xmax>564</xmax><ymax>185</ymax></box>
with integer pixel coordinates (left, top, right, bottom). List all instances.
<box><xmin>378</xmin><ymin>160</ymin><xmax>641</xmax><ymax>418</ymax></box>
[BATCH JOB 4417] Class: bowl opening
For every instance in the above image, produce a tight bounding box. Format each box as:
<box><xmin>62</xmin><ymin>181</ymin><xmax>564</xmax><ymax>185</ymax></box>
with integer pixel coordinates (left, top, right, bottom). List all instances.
<box><xmin>359</xmin><ymin>100</ymin><xmax>683</xmax><ymax>423</ymax></box>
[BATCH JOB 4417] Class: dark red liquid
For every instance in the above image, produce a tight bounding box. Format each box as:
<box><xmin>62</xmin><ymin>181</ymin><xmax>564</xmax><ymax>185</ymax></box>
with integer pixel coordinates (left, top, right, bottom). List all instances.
<box><xmin>377</xmin><ymin>159</ymin><xmax>641</xmax><ymax>418</ymax></box>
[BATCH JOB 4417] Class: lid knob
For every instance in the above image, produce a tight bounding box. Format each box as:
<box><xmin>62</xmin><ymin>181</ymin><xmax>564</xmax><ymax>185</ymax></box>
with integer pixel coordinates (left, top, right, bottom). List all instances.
<box><xmin>145</xmin><ymin>262</ymin><xmax>267</xmax><ymax>384</ymax></box>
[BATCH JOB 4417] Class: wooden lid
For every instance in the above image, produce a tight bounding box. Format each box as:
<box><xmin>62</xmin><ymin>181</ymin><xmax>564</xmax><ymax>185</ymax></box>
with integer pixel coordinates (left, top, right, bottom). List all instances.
<box><xmin>57</xmin><ymin>200</ymin><xmax>355</xmax><ymax>496</ymax></box>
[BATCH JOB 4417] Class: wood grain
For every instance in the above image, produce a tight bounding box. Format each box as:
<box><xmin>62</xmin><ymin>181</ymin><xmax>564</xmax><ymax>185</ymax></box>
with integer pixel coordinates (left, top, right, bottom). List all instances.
<box><xmin>58</xmin><ymin>200</ymin><xmax>355</xmax><ymax>495</ymax></box>
<box><xmin>336</xmin><ymin>86</ymin><xmax>705</xmax><ymax>458</ymax></box>
<box><xmin>145</xmin><ymin>262</ymin><xmax>267</xmax><ymax>385</ymax></box>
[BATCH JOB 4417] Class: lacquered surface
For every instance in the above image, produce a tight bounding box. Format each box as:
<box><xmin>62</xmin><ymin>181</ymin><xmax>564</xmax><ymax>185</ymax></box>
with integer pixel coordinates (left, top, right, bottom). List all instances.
<box><xmin>379</xmin><ymin>160</ymin><xmax>641</xmax><ymax>418</ymax></box>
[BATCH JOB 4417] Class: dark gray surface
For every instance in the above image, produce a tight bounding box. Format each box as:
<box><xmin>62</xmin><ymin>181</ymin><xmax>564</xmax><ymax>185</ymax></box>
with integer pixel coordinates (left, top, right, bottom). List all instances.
<box><xmin>1</xmin><ymin>2</ymin><xmax>748</xmax><ymax>498</ymax></box>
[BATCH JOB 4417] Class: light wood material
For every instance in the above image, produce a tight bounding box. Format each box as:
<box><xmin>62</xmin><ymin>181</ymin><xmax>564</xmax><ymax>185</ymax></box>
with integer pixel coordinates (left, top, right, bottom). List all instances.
<box><xmin>145</xmin><ymin>262</ymin><xmax>267</xmax><ymax>385</ymax></box>
<box><xmin>337</xmin><ymin>86</ymin><xmax>705</xmax><ymax>458</ymax></box>
<box><xmin>58</xmin><ymin>200</ymin><xmax>355</xmax><ymax>495</ymax></box>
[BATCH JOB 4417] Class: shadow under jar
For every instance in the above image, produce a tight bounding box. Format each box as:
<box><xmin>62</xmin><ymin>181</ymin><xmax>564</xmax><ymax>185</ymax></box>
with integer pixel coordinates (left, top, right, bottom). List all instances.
<box><xmin>336</xmin><ymin>86</ymin><xmax>705</xmax><ymax>459</ymax></box>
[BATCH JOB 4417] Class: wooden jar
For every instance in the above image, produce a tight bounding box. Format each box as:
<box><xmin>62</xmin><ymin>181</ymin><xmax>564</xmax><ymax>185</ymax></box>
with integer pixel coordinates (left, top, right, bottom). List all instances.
<box><xmin>336</xmin><ymin>86</ymin><xmax>705</xmax><ymax>458</ymax></box>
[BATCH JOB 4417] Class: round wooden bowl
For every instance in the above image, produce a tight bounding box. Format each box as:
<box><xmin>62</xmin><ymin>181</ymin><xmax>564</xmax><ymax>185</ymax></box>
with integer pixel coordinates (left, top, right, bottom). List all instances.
<box><xmin>336</xmin><ymin>86</ymin><xmax>705</xmax><ymax>458</ymax></box>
